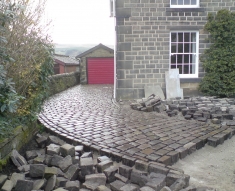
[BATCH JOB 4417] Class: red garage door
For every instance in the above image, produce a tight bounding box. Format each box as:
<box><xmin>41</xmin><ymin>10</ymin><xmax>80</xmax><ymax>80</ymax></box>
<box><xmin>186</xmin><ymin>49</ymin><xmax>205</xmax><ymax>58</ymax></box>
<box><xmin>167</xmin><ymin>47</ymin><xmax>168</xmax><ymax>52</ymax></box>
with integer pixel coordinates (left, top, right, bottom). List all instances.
<box><xmin>87</xmin><ymin>58</ymin><xmax>114</xmax><ymax>84</ymax></box>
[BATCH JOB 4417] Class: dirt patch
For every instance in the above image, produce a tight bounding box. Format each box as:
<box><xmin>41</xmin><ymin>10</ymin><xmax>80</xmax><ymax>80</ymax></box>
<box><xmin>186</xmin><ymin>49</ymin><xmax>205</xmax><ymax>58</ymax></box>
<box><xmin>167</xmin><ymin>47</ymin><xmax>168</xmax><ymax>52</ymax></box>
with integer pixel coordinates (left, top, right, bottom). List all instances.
<box><xmin>173</xmin><ymin>135</ymin><xmax>235</xmax><ymax>191</ymax></box>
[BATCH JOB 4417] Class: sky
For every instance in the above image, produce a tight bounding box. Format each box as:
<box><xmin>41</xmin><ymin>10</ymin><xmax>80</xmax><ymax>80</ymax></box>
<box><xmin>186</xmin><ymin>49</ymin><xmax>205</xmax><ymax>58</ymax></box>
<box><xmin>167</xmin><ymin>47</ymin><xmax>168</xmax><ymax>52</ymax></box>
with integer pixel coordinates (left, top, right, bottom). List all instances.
<box><xmin>45</xmin><ymin>0</ymin><xmax>115</xmax><ymax>45</ymax></box>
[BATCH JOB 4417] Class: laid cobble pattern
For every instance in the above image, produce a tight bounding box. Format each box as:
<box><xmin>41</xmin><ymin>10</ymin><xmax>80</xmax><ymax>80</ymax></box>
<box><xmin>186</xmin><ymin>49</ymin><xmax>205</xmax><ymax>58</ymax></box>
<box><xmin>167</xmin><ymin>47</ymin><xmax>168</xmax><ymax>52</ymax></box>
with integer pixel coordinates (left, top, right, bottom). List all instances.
<box><xmin>39</xmin><ymin>85</ymin><xmax>235</xmax><ymax>165</ymax></box>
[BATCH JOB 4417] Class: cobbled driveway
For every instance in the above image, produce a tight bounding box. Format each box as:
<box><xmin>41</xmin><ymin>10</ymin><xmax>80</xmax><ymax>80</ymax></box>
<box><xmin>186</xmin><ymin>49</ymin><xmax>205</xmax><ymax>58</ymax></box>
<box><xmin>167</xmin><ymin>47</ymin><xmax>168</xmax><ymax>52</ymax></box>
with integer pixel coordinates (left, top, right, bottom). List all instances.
<box><xmin>38</xmin><ymin>85</ymin><xmax>234</xmax><ymax>165</ymax></box>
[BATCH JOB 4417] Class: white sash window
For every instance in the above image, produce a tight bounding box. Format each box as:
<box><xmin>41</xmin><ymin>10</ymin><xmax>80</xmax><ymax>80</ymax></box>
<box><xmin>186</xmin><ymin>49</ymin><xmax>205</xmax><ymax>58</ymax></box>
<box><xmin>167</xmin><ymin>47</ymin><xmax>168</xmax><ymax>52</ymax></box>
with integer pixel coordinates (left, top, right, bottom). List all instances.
<box><xmin>170</xmin><ymin>31</ymin><xmax>199</xmax><ymax>78</ymax></box>
<box><xmin>171</xmin><ymin>0</ymin><xmax>200</xmax><ymax>8</ymax></box>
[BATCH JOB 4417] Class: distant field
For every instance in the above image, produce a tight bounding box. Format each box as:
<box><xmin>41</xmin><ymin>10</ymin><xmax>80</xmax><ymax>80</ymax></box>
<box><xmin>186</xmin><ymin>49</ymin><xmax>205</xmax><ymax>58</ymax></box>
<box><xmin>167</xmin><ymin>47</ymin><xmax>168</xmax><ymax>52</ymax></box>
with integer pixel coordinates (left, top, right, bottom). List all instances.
<box><xmin>54</xmin><ymin>44</ymin><xmax>114</xmax><ymax>58</ymax></box>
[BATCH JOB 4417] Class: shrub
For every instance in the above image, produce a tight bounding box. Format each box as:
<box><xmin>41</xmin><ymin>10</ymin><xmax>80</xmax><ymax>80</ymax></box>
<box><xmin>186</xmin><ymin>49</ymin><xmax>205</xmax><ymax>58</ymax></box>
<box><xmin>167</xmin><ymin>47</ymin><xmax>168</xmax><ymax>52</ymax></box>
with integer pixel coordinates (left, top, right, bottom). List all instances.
<box><xmin>0</xmin><ymin>65</ymin><xmax>23</xmax><ymax>114</ymax></box>
<box><xmin>0</xmin><ymin>2</ymin><xmax>22</xmax><ymax>115</ymax></box>
<box><xmin>199</xmin><ymin>9</ymin><xmax>235</xmax><ymax>97</ymax></box>
<box><xmin>0</xmin><ymin>0</ymin><xmax>54</xmax><ymax>139</ymax></box>
<box><xmin>2</xmin><ymin>0</ymin><xmax>54</xmax><ymax>121</ymax></box>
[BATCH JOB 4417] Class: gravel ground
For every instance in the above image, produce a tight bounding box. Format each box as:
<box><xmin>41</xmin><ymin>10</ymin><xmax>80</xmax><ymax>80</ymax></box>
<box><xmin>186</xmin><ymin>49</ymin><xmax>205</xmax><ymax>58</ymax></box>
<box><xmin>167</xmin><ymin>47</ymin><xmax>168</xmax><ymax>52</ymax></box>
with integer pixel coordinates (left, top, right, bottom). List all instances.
<box><xmin>173</xmin><ymin>134</ymin><xmax>235</xmax><ymax>191</ymax></box>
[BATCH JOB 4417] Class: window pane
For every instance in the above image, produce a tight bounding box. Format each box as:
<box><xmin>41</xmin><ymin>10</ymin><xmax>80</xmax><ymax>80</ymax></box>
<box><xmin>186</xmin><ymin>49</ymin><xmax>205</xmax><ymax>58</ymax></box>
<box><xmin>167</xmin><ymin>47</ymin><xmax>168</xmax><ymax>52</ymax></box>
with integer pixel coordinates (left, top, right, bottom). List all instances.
<box><xmin>184</xmin><ymin>43</ymin><xmax>190</xmax><ymax>53</ymax></box>
<box><xmin>171</xmin><ymin>55</ymin><xmax>177</xmax><ymax>64</ymax></box>
<box><xmin>177</xmin><ymin>54</ymin><xmax>183</xmax><ymax>64</ymax></box>
<box><xmin>191</xmin><ymin>0</ymin><xmax>197</xmax><ymax>5</ymax></box>
<box><xmin>171</xmin><ymin>0</ymin><xmax>177</xmax><ymax>5</ymax></box>
<box><xmin>184</xmin><ymin>33</ymin><xmax>190</xmax><ymax>42</ymax></box>
<box><xmin>178</xmin><ymin>43</ymin><xmax>183</xmax><ymax>53</ymax></box>
<box><xmin>184</xmin><ymin>0</ymin><xmax>190</xmax><ymax>5</ymax></box>
<box><xmin>184</xmin><ymin>64</ymin><xmax>189</xmax><ymax>74</ymax></box>
<box><xmin>191</xmin><ymin>64</ymin><xmax>196</xmax><ymax>74</ymax></box>
<box><xmin>178</xmin><ymin>0</ymin><xmax>183</xmax><ymax>5</ymax></box>
<box><xmin>191</xmin><ymin>43</ymin><xmax>196</xmax><ymax>53</ymax></box>
<box><xmin>171</xmin><ymin>64</ymin><xmax>176</xmax><ymax>69</ymax></box>
<box><xmin>190</xmin><ymin>54</ymin><xmax>196</xmax><ymax>63</ymax></box>
<box><xmin>184</xmin><ymin>55</ymin><xmax>189</xmax><ymax>63</ymax></box>
<box><xmin>178</xmin><ymin>33</ymin><xmax>183</xmax><ymax>42</ymax></box>
<box><xmin>177</xmin><ymin>64</ymin><xmax>183</xmax><ymax>74</ymax></box>
<box><xmin>171</xmin><ymin>43</ymin><xmax>177</xmax><ymax>53</ymax></box>
<box><xmin>171</xmin><ymin>0</ymin><xmax>198</xmax><ymax>5</ymax></box>
<box><xmin>171</xmin><ymin>33</ymin><xmax>177</xmax><ymax>42</ymax></box>
<box><xmin>191</xmin><ymin>32</ymin><xmax>196</xmax><ymax>42</ymax></box>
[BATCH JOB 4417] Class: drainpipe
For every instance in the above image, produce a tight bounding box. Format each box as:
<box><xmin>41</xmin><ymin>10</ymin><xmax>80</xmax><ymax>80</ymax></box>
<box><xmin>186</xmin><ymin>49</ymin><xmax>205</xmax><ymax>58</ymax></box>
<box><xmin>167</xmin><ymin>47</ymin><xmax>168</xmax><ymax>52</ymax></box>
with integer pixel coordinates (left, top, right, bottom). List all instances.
<box><xmin>113</xmin><ymin>0</ymin><xmax>117</xmax><ymax>99</ymax></box>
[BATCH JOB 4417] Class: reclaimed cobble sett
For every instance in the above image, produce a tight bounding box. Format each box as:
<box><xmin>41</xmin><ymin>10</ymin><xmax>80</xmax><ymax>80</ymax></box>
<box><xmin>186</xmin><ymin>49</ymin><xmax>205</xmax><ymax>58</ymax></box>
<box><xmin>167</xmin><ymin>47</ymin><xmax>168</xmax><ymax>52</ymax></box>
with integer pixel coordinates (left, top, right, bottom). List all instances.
<box><xmin>38</xmin><ymin>85</ymin><xmax>235</xmax><ymax>165</ymax></box>
<box><xmin>2</xmin><ymin>132</ymin><xmax>218</xmax><ymax>191</ymax></box>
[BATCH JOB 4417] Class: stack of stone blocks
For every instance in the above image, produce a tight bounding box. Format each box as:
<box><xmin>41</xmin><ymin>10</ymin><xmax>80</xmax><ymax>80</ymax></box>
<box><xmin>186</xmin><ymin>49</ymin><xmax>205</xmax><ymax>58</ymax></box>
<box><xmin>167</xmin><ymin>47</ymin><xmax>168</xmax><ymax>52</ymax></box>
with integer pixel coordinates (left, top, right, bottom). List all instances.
<box><xmin>164</xmin><ymin>97</ymin><xmax>235</xmax><ymax>125</ymax></box>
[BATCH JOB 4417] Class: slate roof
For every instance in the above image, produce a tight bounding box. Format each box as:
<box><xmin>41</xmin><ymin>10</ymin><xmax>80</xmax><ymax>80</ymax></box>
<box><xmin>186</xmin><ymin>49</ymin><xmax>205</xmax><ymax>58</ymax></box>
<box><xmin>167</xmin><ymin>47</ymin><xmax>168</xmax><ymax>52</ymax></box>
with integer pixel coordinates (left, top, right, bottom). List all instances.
<box><xmin>54</xmin><ymin>54</ymin><xmax>80</xmax><ymax>65</ymax></box>
<box><xmin>76</xmin><ymin>43</ymin><xmax>114</xmax><ymax>58</ymax></box>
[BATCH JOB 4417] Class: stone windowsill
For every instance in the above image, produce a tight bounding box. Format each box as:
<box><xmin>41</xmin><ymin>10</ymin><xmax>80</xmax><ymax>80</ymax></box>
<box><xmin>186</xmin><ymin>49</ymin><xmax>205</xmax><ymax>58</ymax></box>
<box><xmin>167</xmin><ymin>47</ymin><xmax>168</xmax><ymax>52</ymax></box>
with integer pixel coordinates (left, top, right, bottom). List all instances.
<box><xmin>166</xmin><ymin>8</ymin><xmax>205</xmax><ymax>12</ymax></box>
<box><xmin>180</xmin><ymin>78</ymin><xmax>201</xmax><ymax>83</ymax></box>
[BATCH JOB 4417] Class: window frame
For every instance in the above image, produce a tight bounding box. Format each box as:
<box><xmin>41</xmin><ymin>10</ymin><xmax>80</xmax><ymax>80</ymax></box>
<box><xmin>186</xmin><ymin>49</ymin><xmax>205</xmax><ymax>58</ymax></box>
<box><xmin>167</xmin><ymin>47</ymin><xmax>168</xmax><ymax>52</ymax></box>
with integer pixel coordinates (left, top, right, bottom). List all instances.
<box><xmin>169</xmin><ymin>31</ymin><xmax>199</xmax><ymax>78</ymax></box>
<box><xmin>170</xmin><ymin>0</ymin><xmax>200</xmax><ymax>8</ymax></box>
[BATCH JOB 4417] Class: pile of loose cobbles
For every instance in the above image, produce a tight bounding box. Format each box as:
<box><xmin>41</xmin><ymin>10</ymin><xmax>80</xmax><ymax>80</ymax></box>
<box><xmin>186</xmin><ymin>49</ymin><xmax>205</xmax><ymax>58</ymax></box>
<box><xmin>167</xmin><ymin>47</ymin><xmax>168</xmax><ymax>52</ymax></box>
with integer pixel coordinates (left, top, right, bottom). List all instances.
<box><xmin>164</xmin><ymin>97</ymin><xmax>235</xmax><ymax>123</ymax></box>
<box><xmin>130</xmin><ymin>96</ymin><xmax>235</xmax><ymax>149</ymax></box>
<box><xmin>131</xmin><ymin>95</ymin><xmax>235</xmax><ymax>124</ymax></box>
<box><xmin>0</xmin><ymin>133</ymin><xmax>216</xmax><ymax>191</ymax></box>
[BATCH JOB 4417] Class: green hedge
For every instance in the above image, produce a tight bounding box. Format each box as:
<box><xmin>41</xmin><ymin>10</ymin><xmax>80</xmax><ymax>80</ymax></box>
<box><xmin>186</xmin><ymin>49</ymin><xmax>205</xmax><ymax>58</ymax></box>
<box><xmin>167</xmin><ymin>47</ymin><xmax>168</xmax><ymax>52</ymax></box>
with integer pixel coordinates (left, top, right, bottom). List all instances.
<box><xmin>199</xmin><ymin>9</ymin><xmax>235</xmax><ymax>97</ymax></box>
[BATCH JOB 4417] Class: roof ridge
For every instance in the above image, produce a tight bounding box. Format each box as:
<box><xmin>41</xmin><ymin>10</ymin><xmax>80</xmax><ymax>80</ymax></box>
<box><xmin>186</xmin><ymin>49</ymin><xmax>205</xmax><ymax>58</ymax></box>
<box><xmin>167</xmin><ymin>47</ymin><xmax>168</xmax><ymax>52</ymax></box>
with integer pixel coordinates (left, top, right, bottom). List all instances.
<box><xmin>76</xmin><ymin>43</ymin><xmax>114</xmax><ymax>58</ymax></box>
<box><xmin>54</xmin><ymin>54</ymin><xmax>69</xmax><ymax>57</ymax></box>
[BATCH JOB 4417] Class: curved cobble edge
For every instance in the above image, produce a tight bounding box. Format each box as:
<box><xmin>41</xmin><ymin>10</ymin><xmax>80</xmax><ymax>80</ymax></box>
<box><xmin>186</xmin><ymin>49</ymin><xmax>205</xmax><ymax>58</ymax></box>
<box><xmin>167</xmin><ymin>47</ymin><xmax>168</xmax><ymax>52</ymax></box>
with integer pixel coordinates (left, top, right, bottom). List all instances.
<box><xmin>35</xmin><ymin>85</ymin><xmax>234</xmax><ymax>190</ymax></box>
<box><xmin>38</xmin><ymin>86</ymin><xmax>235</xmax><ymax>166</ymax></box>
<box><xmin>43</xmin><ymin>120</ymin><xmax>235</xmax><ymax>165</ymax></box>
<box><xmin>0</xmin><ymin>132</ymin><xmax>216</xmax><ymax>191</ymax></box>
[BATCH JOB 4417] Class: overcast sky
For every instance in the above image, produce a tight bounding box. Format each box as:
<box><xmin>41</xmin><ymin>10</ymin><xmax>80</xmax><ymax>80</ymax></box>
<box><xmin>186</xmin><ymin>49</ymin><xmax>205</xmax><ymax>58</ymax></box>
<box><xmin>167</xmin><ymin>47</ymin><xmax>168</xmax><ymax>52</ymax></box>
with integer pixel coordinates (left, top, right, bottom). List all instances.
<box><xmin>45</xmin><ymin>0</ymin><xmax>115</xmax><ymax>45</ymax></box>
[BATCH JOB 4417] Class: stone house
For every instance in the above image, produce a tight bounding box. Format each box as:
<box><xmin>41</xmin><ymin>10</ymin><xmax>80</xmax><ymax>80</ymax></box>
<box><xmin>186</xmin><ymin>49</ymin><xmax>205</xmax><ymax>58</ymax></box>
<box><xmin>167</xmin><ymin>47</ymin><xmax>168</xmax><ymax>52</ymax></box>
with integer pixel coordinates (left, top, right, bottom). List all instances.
<box><xmin>54</xmin><ymin>54</ymin><xmax>80</xmax><ymax>74</ymax></box>
<box><xmin>76</xmin><ymin>44</ymin><xmax>114</xmax><ymax>84</ymax></box>
<box><xmin>111</xmin><ymin>0</ymin><xmax>235</xmax><ymax>99</ymax></box>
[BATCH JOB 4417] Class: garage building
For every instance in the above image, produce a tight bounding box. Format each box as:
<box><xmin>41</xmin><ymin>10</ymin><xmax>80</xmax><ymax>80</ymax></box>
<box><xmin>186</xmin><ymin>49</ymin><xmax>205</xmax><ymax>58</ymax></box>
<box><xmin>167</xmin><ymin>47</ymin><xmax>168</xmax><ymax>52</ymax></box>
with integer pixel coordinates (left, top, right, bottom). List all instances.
<box><xmin>76</xmin><ymin>44</ymin><xmax>114</xmax><ymax>84</ymax></box>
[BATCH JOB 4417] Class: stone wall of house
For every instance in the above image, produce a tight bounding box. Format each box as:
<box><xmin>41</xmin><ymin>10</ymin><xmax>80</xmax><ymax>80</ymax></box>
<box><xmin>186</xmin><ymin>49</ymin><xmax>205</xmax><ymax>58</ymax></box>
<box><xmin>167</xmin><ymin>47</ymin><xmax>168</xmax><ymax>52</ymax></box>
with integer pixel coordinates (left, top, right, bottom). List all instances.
<box><xmin>48</xmin><ymin>71</ymin><xmax>80</xmax><ymax>96</ymax></box>
<box><xmin>116</xmin><ymin>0</ymin><xmax>235</xmax><ymax>99</ymax></box>
<box><xmin>79</xmin><ymin>49</ymin><xmax>114</xmax><ymax>84</ymax></box>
